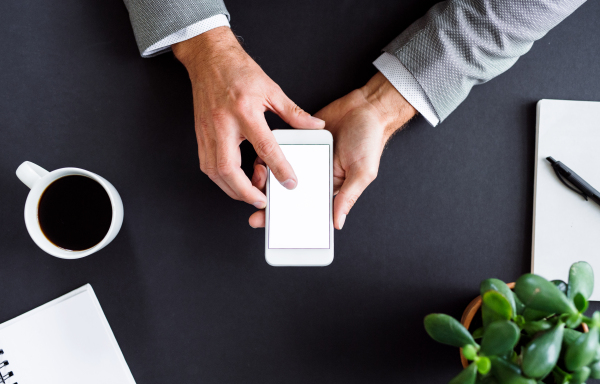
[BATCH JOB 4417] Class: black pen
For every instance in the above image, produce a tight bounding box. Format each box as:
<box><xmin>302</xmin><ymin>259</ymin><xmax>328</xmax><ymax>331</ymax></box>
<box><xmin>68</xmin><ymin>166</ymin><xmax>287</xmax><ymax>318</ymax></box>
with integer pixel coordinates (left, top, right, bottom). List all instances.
<box><xmin>546</xmin><ymin>157</ymin><xmax>600</xmax><ymax>205</ymax></box>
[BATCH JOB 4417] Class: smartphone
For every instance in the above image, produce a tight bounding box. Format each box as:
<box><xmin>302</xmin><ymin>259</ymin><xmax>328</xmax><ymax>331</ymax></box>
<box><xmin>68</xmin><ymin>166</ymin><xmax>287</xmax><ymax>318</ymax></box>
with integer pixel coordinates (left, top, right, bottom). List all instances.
<box><xmin>265</xmin><ymin>129</ymin><xmax>334</xmax><ymax>266</ymax></box>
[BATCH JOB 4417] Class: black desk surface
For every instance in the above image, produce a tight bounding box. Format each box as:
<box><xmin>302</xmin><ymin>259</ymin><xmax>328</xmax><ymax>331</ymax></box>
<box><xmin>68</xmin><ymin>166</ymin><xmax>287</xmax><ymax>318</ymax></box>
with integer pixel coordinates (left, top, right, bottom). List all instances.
<box><xmin>1</xmin><ymin>0</ymin><xmax>599</xmax><ymax>382</ymax></box>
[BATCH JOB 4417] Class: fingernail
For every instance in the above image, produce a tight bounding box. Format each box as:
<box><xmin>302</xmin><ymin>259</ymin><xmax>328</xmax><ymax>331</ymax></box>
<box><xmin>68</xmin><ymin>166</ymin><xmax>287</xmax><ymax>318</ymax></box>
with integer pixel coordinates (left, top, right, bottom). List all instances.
<box><xmin>339</xmin><ymin>214</ymin><xmax>346</xmax><ymax>230</ymax></box>
<box><xmin>281</xmin><ymin>179</ymin><xmax>297</xmax><ymax>190</ymax></box>
<box><xmin>310</xmin><ymin>116</ymin><xmax>326</xmax><ymax>127</ymax></box>
<box><xmin>253</xmin><ymin>201</ymin><xmax>266</xmax><ymax>209</ymax></box>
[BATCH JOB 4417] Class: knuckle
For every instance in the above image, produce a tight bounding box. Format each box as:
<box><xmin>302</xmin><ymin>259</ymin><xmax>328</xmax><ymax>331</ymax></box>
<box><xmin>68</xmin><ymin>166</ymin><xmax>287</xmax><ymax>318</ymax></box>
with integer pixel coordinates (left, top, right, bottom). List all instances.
<box><xmin>216</xmin><ymin>158</ymin><xmax>235</xmax><ymax>178</ymax></box>
<box><xmin>344</xmin><ymin>193</ymin><xmax>360</xmax><ymax>210</ymax></box>
<box><xmin>291</xmin><ymin>103</ymin><xmax>305</xmax><ymax>116</ymax></box>
<box><xmin>234</xmin><ymin>96</ymin><xmax>253</xmax><ymax>113</ymax></box>
<box><xmin>363</xmin><ymin>168</ymin><xmax>378</xmax><ymax>183</ymax></box>
<box><xmin>200</xmin><ymin>160</ymin><xmax>219</xmax><ymax>180</ymax></box>
<box><xmin>271</xmin><ymin>83</ymin><xmax>283</xmax><ymax>94</ymax></box>
<box><xmin>254</xmin><ymin>138</ymin><xmax>277</xmax><ymax>160</ymax></box>
<box><xmin>204</xmin><ymin>166</ymin><xmax>219</xmax><ymax>181</ymax></box>
<box><xmin>237</xmin><ymin>189</ymin><xmax>253</xmax><ymax>202</ymax></box>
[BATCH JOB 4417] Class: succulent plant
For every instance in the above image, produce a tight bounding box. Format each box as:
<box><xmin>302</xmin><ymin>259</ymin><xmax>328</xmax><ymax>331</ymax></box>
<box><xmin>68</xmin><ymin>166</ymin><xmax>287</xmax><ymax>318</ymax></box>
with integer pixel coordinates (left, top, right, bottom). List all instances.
<box><xmin>425</xmin><ymin>261</ymin><xmax>600</xmax><ymax>384</ymax></box>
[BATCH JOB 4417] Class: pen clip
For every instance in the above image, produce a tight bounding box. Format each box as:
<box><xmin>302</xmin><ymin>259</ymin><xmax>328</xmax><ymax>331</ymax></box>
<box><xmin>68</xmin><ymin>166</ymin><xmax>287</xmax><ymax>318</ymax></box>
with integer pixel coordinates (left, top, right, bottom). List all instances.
<box><xmin>551</xmin><ymin>165</ymin><xmax>589</xmax><ymax>201</ymax></box>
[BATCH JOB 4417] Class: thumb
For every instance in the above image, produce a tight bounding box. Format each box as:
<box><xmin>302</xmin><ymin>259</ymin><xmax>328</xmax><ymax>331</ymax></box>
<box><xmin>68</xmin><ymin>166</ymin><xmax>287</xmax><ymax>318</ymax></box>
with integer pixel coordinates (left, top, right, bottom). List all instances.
<box><xmin>333</xmin><ymin>166</ymin><xmax>377</xmax><ymax>230</ymax></box>
<box><xmin>269</xmin><ymin>86</ymin><xmax>325</xmax><ymax>129</ymax></box>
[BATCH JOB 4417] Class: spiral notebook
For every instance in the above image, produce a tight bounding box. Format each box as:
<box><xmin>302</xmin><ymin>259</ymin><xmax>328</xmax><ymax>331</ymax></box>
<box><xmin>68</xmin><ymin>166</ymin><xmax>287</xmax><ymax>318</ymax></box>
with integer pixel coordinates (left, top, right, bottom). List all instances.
<box><xmin>0</xmin><ymin>284</ymin><xmax>136</xmax><ymax>383</ymax></box>
<box><xmin>532</xmin><ymin>99</ymin><xmax>600</xmax><ymax>300</ymax></box>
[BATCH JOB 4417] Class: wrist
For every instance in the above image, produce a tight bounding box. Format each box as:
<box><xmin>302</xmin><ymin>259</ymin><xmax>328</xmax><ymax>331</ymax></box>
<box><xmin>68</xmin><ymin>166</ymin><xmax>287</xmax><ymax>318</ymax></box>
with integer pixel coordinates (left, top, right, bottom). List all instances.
<box><xmin>172</xmin><ymin>26</ymin><xmax>241</xmax><ymax>71</ymax></box>
<box><xmin>360</xmin><ymin>72</ymin><xmax>417</xmax><ymax>137</ymax></box>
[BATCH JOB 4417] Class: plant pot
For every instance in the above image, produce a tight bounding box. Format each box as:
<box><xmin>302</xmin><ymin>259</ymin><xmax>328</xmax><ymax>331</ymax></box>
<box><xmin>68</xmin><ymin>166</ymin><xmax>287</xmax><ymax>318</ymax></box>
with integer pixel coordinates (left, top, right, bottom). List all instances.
<box><xmin>458</xmin><ymin>282</ymin><xmax>589</xmax><ymax>368</ymax></box>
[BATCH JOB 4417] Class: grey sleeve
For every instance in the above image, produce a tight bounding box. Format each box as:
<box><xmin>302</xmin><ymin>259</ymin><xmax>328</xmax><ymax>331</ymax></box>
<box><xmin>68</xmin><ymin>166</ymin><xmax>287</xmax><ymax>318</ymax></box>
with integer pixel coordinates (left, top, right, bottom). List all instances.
<box><xmin>123</xmin><ymin>0</ymin><xmax>230</xmax><ymax>56</ymax></box>
<box><xmin>384</xmin><ymin>0</ymin><xmax>587</xmax><ymax>122</ymax></box>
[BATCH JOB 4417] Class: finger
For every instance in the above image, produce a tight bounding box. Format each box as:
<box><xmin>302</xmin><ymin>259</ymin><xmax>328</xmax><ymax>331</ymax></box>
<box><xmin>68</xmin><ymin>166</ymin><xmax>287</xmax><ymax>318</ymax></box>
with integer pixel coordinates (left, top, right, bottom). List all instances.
<box><xmin>216</xmin><ymin>133</ymin><xmax>267</xmax><ymax>208</ymax></box>
<box><xmin>200</xmin><ymin>136</ymin><xmax>240</xmax><ymax>200</ymax></box>
<box><xmin>333</xmin><ymin>175</ymin><xmax>344</xmax><ymax>195</ymax></box>
<box><xmin>212</xmin><ymin>175</ymin><xmax>240</xmax><ymax>201</ymax></box>
<box><xmin>333</xmin><ymin>167</ymin><xmax>377</xmax><ymax>230</ymax></box>
<box><xmin>268</xmin><ymin>86</ymin><xmax>325</xmax><ymax>129</ymax></box>
<box><xmin>244</xmin><ymin>115</ymin><xmax>298</xmax><ymax>190</ymax></box>
<box><xmin>332</xmin><ymin>157</ymin><xmax>345</xmax><ymax>195</ymax></box>
<box><xmin>251</xmin><ymin>163</ymin><xmax>268</xmax><ymax>193</ymax></box>
<box><xmin>249</xmin><ymin>210</ymin><xmax>266</xmax><ymax>228</ymax></box>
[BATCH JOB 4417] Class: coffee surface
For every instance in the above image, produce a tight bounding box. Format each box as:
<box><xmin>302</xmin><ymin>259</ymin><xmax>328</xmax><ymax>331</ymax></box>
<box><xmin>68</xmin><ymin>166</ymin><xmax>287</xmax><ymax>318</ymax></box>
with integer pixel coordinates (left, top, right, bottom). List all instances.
<box><xmin>38</xmin><ymin>175</ymin><xmax>113</xmax><ymax>251</ymax></box>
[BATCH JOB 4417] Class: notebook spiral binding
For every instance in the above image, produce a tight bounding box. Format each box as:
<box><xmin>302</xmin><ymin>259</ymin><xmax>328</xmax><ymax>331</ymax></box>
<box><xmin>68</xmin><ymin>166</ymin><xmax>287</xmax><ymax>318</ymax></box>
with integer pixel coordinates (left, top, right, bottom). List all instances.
<box><xmin>0</xmin><ymin>350</ymin><xmax>16</xmax><ymax>384</ymax></box>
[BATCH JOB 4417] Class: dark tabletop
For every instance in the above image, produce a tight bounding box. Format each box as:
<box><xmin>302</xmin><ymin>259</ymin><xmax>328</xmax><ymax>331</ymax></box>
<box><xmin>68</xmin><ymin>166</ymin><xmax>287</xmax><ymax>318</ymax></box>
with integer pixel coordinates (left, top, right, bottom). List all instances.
<box><xmin>1</xmin><ymin>0</ymin><xmax>600</xmax><ymax>382</ymax></box>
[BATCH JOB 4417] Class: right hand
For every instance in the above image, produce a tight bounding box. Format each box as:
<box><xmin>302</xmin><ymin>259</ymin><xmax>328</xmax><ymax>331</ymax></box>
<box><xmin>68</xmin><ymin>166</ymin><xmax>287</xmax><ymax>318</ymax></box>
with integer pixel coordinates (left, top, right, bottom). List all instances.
<box><xmin>173</xmin><ymin>27</ymin><xmax>325</xmax><ymax>209</ymax></box>
<box><xmin>247</xmin><ymin>72</ymin><xmax>417</xmax><ymax>229</ymax></box>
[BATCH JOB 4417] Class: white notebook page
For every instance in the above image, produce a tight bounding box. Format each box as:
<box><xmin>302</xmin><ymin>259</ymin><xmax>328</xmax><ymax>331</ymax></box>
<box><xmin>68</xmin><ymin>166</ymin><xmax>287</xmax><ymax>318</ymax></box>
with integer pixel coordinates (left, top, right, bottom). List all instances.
<box><xmin>532</xmin><ymin>99</ymin><xmax>600</xmax><ymax>300</ymax></box>
<box><xmin>0</xmin><ymin>285</ymin><xmax>135</xmax><ymax>384</ymax></box>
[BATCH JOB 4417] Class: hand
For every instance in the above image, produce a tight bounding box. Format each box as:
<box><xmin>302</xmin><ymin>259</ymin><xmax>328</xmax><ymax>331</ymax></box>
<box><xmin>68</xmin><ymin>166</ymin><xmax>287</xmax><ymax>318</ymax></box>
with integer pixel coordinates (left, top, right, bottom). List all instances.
<box><xmin>173</xmin><ymin>27</ymin><xmax>325</xmax><ymax>209</ymax></box>
<box><xmin>248</xmin><ymin>72</ymin><xmax>417</xmax><ymax>229</ymax></box>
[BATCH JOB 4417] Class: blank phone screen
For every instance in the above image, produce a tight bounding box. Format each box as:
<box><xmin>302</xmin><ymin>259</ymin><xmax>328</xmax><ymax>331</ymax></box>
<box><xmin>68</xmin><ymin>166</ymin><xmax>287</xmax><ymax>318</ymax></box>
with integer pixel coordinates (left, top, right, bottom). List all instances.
<box><xmin>268</xmin><ymin>144</ymin><xmax>330</xmax><ymax>249</ymax></box>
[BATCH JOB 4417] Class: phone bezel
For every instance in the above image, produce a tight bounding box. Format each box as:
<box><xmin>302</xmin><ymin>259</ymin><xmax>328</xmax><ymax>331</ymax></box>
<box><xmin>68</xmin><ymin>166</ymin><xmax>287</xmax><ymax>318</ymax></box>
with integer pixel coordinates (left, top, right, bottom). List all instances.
<box><xmin>265</xmin><ymin>129</ymin><xmax>334</xmax><ymax>267</ymax></box>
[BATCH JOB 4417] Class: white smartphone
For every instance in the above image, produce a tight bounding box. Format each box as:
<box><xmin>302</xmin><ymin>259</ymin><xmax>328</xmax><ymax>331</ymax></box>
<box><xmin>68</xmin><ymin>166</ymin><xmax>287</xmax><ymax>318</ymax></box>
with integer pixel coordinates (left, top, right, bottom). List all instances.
<box><xmin>265</xmin><ymin>129</ymin><xmax>334</xmax><ymax>266</ymax></box>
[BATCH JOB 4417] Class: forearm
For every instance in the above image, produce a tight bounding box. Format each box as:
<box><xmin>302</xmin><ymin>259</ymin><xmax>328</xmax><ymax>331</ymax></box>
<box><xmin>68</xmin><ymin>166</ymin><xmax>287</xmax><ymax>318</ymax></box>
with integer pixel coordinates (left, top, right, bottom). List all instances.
<box><xmin>123</xmin><ymin>0</ymin><xmax>229</xmax><ymax>57</ymax></box>
<box><xmin>384</xmin><ymin>0</ymin><xmax>587</xmax><ymax>122</ymax></box>
<box><xmin>172</xmin><ymin>26</ymin><xmax>239</xmax><ymax>71</ymax></box>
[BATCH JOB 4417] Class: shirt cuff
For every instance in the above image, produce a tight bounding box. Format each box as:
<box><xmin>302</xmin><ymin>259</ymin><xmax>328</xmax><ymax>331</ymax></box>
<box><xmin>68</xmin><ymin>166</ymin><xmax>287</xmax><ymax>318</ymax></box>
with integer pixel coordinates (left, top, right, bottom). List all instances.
<box><xmin>142</xmin><ymin>14</ymin><xmax>230</xmax><ymax>58</ymax></box>
<box><xmin>373</xmin><ymin>52</ymin><xmax>440</xmax><ymax>127</ymax></box>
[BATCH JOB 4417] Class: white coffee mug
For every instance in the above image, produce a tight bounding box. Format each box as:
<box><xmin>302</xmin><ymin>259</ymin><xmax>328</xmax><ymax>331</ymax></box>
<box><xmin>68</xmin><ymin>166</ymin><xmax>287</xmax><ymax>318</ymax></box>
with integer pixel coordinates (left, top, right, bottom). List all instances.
<box><xmin>16</xmin><ymin>161</ymin><xmax>124</xmax><ymax>259</ymax></box>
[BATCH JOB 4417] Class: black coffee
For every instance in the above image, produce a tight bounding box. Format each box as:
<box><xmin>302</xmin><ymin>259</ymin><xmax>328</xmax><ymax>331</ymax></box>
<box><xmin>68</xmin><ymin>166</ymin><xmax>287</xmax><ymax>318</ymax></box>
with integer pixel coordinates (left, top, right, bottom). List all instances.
<box><xmin>38</xmin><ymin>175</ymin><xmax>113</xmax><ymax>251</ymax></box>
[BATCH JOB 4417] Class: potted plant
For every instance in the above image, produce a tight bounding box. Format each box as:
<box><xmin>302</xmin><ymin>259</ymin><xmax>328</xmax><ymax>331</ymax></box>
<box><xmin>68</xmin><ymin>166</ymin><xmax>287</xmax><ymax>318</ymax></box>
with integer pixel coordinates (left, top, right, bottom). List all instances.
<box><xmin>424</xmin><ymin>261</ymin><xmax>600</xmax><ymax>384</ymax></box>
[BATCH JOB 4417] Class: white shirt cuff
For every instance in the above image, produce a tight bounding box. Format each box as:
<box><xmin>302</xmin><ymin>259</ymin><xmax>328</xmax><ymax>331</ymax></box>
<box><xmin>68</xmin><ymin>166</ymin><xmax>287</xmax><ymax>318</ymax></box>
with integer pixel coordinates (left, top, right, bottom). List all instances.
<box><xmin>373</xmin><ymin>52</ymin><xmax>440</xmax><ymax>127</ymax></box>
<box><xmin>142</xmin><ymin>14</ymin><xmax>230</xmax><ymax>58</ymax></box>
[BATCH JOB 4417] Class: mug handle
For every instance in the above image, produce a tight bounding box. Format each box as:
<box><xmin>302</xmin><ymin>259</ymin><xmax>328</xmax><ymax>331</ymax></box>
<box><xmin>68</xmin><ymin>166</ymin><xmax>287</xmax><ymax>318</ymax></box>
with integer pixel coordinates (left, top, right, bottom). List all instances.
<box><xmin>16</xmin><ymin>161</ymin><xmax>49</xmax><ymax>189</ymax></box>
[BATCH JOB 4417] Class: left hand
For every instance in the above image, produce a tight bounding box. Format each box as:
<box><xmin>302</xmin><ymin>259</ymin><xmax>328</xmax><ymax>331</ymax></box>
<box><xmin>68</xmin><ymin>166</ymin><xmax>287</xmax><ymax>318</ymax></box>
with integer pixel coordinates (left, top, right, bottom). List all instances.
<box><xmin>248</xmin><ymin>72</ymin><xmax>417</xmax><ymax>229</ymax></box>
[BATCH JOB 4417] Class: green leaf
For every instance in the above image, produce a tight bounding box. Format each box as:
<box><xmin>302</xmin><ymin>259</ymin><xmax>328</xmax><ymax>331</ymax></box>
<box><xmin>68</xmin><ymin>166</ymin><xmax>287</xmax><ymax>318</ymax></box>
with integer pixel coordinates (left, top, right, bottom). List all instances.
<box><xmin>482</xmin><ymin>291</ymin><xmax>513</xmax><ymax>328</ymax></box>
<box><xmin>570</xmin><ymin>366</ymin><xmax>591</xmax><ymax>384</ymax></box>
<box><xmin>424</xmin><ymin>314</ymin><xmax>475</xmax><ymax>348</ymax></box>
<box><xmin>477</xmin><ymin>374</ymin><xmax>500</xmax><ymax>384</ymax></box>
<box><xmin>477</xmin><ymin>357</ymin><xmax>491</xmax><ymax>375</ymax></box>
<box><xmin>514</xmin><ymin>274</ymin><xmax>577</xmax><ymax>315</ymax></box>
<box><xmin>521</xmin><ymin>323</ymin><xmax>565</xmax><ymax>379</ymax></box>
<box><xmin>513</xmin><ymin>293</ymin><xmax>526</xmax><ymax>316</ymax></box>
<box><xmin>481</xmin><ymin>321</ymin><xmax>520</xmax><ymax>356</ymax></box>
<box><xmin>590</xmin><ymin>360</ymin><xmax>600</xmax><ymax>379</ymax></box>
<box><xmin>567</xmin><ymin>261</ymin><xmax>594</xmax><ymax>300</ymax></box>
<box><xmin>472</xmin><ymin>327</ymin><xmax>485</xmax><ymax>340</ymax></box>
<box><xmin>481</xmin><ymin>279</ymin><xmax>517</xmax><ymax>316</ymax></box>
<box><xmin>521</xmin><ymin>320</ymin><xmax>552</xmax><ymax>336</ymax></box>
<box><xmin>573</xmin><ymin>293</ymin><xmax>589</xmax><ymax>314</ymax></box>
<box><xmin>463</xmin><ymin>344</ymin><xmax>478</xmax><ymax>360</ymax></box>
<box><xmin>551</xmin><ymin>280</ymin><xmax>568</xmax><ymax>295</ymax></box>
<box><xmin>552</xmin><ymin>369</ymin><xmax>569</xmax><ymax>384</ymax></box>
<box><xmin>562</xmin><ymin>328</ymin><xmax>583</xmax><ymax>347</ymax></box>
<box><xmin>489</xmin><ymin>356</ymin><xmax>537</xmax><ymax>384</ymax></box>
<box><xmin>522</xmin><ymin>308</ymin><xmax>551</xmax><ymax>322</ymax></box>
<box><xmin>561</xmin><ymin>312</ymin><xmax>583</xmax><ymax>329</ymax></box>
<box><xmin>514</xmin><ymin>315</ymin><xmax>526</xmax><ymax>328</ymax></box>
<box><xmin>450</xmin><ymin>363</ymin><xmax>478</xmax><ymax>384</ymax></box>
<box><xmin>565</xmin><ymin>325</ymin><xmax>600</xmax><ymax>371</ymax></box>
